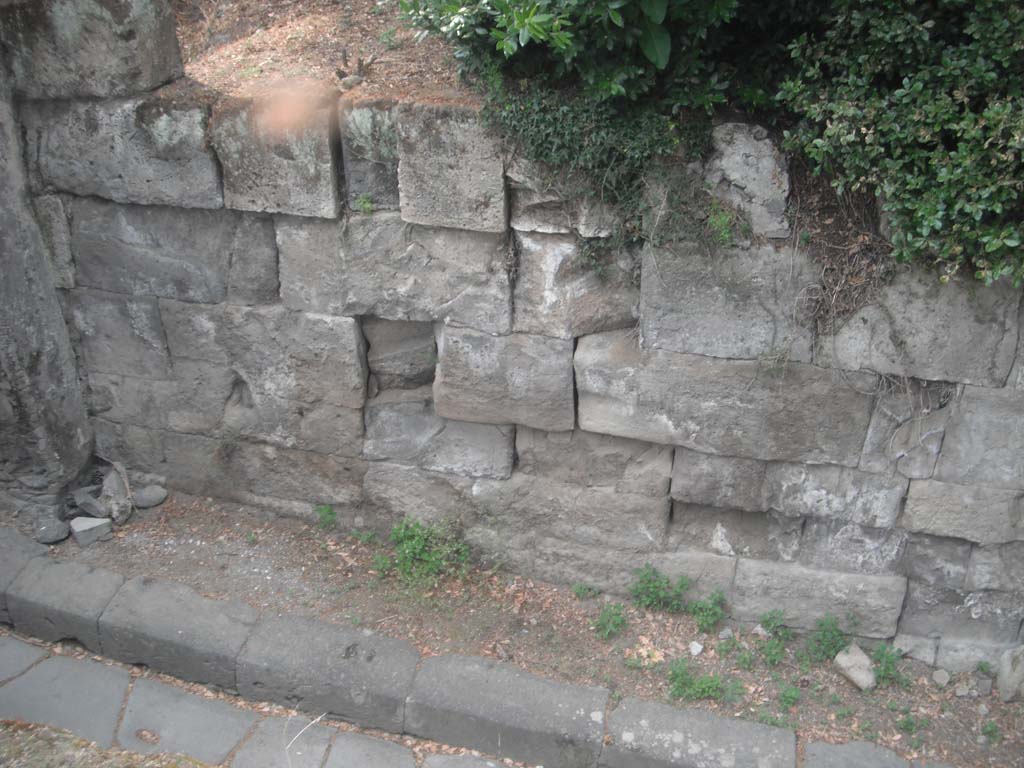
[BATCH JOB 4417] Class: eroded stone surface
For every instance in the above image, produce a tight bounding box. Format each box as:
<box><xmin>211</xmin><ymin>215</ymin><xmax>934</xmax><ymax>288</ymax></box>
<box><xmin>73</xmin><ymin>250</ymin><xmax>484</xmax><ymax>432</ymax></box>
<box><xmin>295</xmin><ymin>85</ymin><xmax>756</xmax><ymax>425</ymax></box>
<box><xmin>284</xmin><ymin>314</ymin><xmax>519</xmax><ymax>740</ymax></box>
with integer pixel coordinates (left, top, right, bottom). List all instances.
<box><xmin>966</xmin><ymin>542</ymin><xmax>1024</xmax><ymax>593</ymax></box>
<box><xmin>902</xmin><ymin>479</ymin><xmax>1023</xmax><ymax>545</ymax></box>
<box><xmin>898</xmin><ymin>534</ymin><xmax>970</xmax><ymax>590</ymax></box>
<box><xmin>670</xmin><ymin>448</ymin><xmax>766</xmax><ymax>512</ymax></box>
<box><xmin>640</xmin><ymin>243</ymin><xmax>816</xmax><ymax>361</ymax></box>
<box><xmin>32</xmin><ymin>195</ymin><xmax>74</xmax><ymax>289</ymax></box>
<box><xmin>364</xmin><ymin>318</ymin><xmax>436</xmax><ymax>390</ymax></box>
<box><xmin>339</xmin><ymin>97</ymin><xmax>400</xmax><ymax>211</ymax></box>
<box><xmin>397</xmin><ymin>104</ymin><xmax>506</xmax><ymax>233</ymax></box>
<box><xmin>668</xmin><ymin>504</ymin><xmax>802</xmax><ymax>562</ymax></box>
<box><xmin>66</xmin><ymin>289</ymin><xmax>170</xmax><ymax>379</ymax></box>
<box><xmin>363</xmin><ymin>462</ymin><xmax>475</xmax><ymax>526</ymax></box>
<box><xmin>798</xmin><ymin>520</ymin><xmax>906</xmax><ymax>575</ymax></box>
<box><xmin>575</xmin><ymin>329</ymin><xmax>877</xmax><ymax>465</ymax></box>
<box><xmin>934</xmin><ymin>387</ymin><xmax>1024</xmax><ymax>491</ymax></box>
<box><xmin>897</xmin><ymin>582</ymin><xmax>1024</xmax><ymax>647</ymax></box>
<box><xmin>761</xmin><ymin>463</ymin><xmax>908</xmax><ymax>528</ymax></box>
<box><xmin>434</xmin><ymin>327</ymin><xmax>574</xmax><ymax>431</ymax></box>
<box><xmin>276</xmin><ymin>212</ymin><xmax>511</xmax><ymax>334</ymax></box>
<box><xmin>22</xmin><ymin>98</ymin><xmax>221</xmax><ymax>208</ymax></box>
<box><xmin>819</xmin><ymin>270</ymin><xmax>1021</xmax><ymax>387</ymax></box>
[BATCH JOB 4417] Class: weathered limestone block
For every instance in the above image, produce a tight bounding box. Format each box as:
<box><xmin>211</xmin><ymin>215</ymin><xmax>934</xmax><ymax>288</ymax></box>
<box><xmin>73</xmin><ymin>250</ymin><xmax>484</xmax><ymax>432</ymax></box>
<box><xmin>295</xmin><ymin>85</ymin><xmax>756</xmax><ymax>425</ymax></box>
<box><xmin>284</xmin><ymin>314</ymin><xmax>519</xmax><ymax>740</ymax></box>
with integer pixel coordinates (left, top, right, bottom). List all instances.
<box><xmin>966</xmin><ymin>543</ymin><xmax>1024</xmax><ymax>593</ymax></box>
<box><xmin>512</xmin><ymin>231</ymin><xmax>638</xmax><ymax>339</ymax></box>
<box><xmin>897</xmin><ymin>582</ymin><xmax>1024</xmax><ymax>646</ymax></box>
<box><xmin>32</xmin><ymin>195</ymin><xmax>74</xmax><ymax>289</ymax></box>
<box><xmin>670</xmin><ymin>448</ymin><xmax>766</xmax><ymax>512</ymax></box>
<box><xmin>70</xmin><ymin>198</ymin><xmax>277</xmax><ymax>304</ymax></box>
<box><xmin>575</xmin><ymin>329</ymin><xmax>877</xmax><ymax>465</ymax></box>
<box><xmin>1012</xmin><ymin>329</ymin><xmax>1024</xmax><ymax>390</ymax></box>
<box><xmin>92</xmin><ymin>419</ymin><xmax>165</xmax><ymax>468</ymax></box>
<box><xmin>641</xmin><ymin>549</ymin><xmax>738</xmax><ymax>599</ymax></box>
<box><xmin>0</xmin><ymin>0</ymin><xmax>182</xmax><ymax>99</ymax></box>
<box><xmin>667</xmin><ymin>504</ymin><xmax>802</xmax><ymax>561</ymax></box>
<box><xmin>221</xmin><ymin>392</ymin><xmax>364</xmax><ymax>458</ymax></box>
<box><xmin>160</xmin><ymin>301</ymin><xmax>367</xmax><ymax>409</ymax></box>
<box><xmin>516</xmin><ymin>427</ymin><xmax>672</xmax><ymax>497</ymax></box>
<box><xmin>363</xmin><ymin>463</ymin><xmax>475</xmax><ymax>525</ymax></box>
<box><xmin>211</xmin><ymin>92</ymin><xmax>339</xmax><ymax>218</ymax></box>
<box><xmin>507</xmin><ymin>170</ymin><xmax>618</xmax><ymax>239</ymax></box>
<box><xmin>893</xmin><ymin>633</ymin><xmax>939</xmax><ymax>666</ymax></box>
<box><xmin>761</xmin><ymin>463</ymin><xmax>908</xmax><ymax>528</ymax></box>
<box><xmin>21</xmin><ymin>98</ymin><xmax>221</xmax><ymax>208</ymax></box>
<box><xmin>65</xmin><ymin>289</ymin><xmax>170</xmax><ymax>378</ymax></box>
<box><xmin>276</xmin><ymin>213</ymin><xmax>511</xmax><ymax>334</ymax></box>
<box><xmin>397</xmin><ymin>103</ymin><xmax>506</xmax><ymax>233</ymax></box>
<box><xmin>818</xmin><ymin>269</ymin><xmax>1021</xmax><ymax>386</ymax></box>
<box><xmin>934</xmin><ymin>387</ymin><xmax>1024</xmax><ymax>491</ymax></box>
<box><xmin>858</xmin><ymin>380</ymin><xmax>954</xmax><ymax>475</ymax></box>
<box><xmin>434</xmin><ymin>327</ymin><xmax>574</xmax><ymax>431</ymax></box>
<box><xmin>902</xmin><ymin>479</ymin><xmax>1023</xmax><ymax>545</ymax></box>
<box><xmin>937</xmin><ymin>638</ymin><xmax>1017</xmax><ymax>674</ymax></box>
<box><xmin>898</xmin><ymin>534</ymin><xmax>970</xmax><ymax>590</ymax></box>
<box><xmin>162</xmin><ymin>432</ymin><xmax>365</xmax><ymax>515</ymax></box>
<box><xmin>339</xmin><ymin>97</ymin><xmax>399</xmax><ymax>211</ymax></box>
<box><xmin>470</xmin><ymin>473</ymin><xmax>668</xmax><ymax>554</ymax></box>
<box><xmin>364</xmin><ymin>388</ymin><xmax>514</xmax><ymax>479</ymax></box>
<box><xmin>363</xmin><ymin>318</ymin><xmax>436</xmax><ymax>391</ymax></box>
<box><xmin>640</xmin><ymin>243</ymin><xmax>816</xmax><ymax>361</ymax></box>
<box><xmin>731</xmin><ymin>559</ymin><xmax>907</xmax><ymax>637</ymax></box>
<box><xmin>704</xmin><ymin>123</ymin><xmax>790</xmax><ymax>238</ymax></box>
<box><xmin>797</xmin><ymin>520</ymin><xmax>906</xmax><ymax>575</ymax></box>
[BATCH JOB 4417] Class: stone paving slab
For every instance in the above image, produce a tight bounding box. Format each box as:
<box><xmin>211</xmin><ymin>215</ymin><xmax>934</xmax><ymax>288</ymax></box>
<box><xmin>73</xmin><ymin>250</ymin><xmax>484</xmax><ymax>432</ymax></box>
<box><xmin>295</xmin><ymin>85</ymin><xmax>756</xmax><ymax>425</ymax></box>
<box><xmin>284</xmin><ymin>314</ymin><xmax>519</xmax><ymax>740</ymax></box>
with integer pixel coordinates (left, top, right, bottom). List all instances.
<box><xmin>118</xmin><ymin>678</ymin><xmax>258</xmax><ymax>764</ymax></box>
<box><xmin>99</xmin><ymin>576</ymin><xmax>258</xmax><ymax>690</ymax></box>
<box><xmin>600</xmin><ymin>696</ymin><xmax>796</xmax><ymax>768</ymax></box>
<box><xmin>0</xmin><ymin>655</ymin><xmax>129</xmax><ymax>748</ymax></box>
<box><xmin>230</xmin><ymin>715</ymin><xmax>335</xmax><ymax>768</ymax></box>
<box><xmin>0</xmin><ymin>636</ymin><xmax>46</xmax><ymax>682</ymax></box>
<box><xmin>238</xmin><ymin>614</ymin><xmax>419</xmax><ymax>733</ymax></box>
<box><xmin>0</xmin><ymin>528</ymin><xmax>46</xmax><ymax>625</ymax></box>
<box><xmin>405</xmin><ymin>654</ymin><xmax>608</xmax><ymax>768</ymax></box>
<box><xmin>7</xmin><ymin>558</ymin><xmax>124</xmax><ymax>653</ymax></box>
<box><xmin>424</xmin><ymin>757</ymin><xmax>502</xmax><ymax>768</ymax></box>
<box><xmin>324</xmin><ymin>731</ymin><xmax>416</xmax><ymax>768</ymax></box>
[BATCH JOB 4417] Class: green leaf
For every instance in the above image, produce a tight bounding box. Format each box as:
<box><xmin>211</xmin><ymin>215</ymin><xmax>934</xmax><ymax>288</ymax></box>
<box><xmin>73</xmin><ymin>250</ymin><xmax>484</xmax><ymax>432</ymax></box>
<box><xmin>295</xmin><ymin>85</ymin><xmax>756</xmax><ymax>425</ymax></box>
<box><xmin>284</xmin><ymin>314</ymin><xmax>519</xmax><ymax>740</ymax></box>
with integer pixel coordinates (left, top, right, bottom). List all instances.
<box><xmin>609</xmin><ymin>8</ymin><xmax>624</xmax><ymax>27</ymax></box>
<box><xmin>639</xmin><ymin>0</ymin><xmax>668</xmax><ymax>24</ymax></box>
<box><xmin>638</xmin><ymin>21</ymin><xmax>670</xmax><ymax>69</ymax></box>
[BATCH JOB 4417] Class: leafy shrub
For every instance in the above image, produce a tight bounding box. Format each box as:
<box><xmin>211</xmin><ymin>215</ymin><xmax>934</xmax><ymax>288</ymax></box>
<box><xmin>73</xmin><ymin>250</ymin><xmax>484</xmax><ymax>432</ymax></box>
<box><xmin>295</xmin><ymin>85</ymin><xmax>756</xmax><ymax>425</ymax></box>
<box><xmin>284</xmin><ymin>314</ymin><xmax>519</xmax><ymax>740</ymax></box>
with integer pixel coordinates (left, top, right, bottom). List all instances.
<box><xmin>780</xmin><ymin>0</ymin><xmax>1024</xmax><ymax>284</ymax></box>
<box><xmin>628</xmin><ymin>564</ymin><xmax>689</xmax><ymax>612</ymax></box>
<box><xmin>688</xmin><ymin>590</ymin><xmax>727</xmax><ymax>633</ymax></box>
<box><xmin>596</xmin><ymin>602</ymin><xmax>628</xmax><ymax>639</ymax></box>
<box><xmin>667</xmin><ymin>659</ymin><xmax>725</xmax><ymax>701</ymax></box>
<box><xmin>760</xmin><ymin>636</ymin><xmax>786</xmax><ymax>667</ymax></box>
<box><xmin>872</xmin><ymin>643</ymin><xmax>909</xmax><ymax>688</ymax></box>
<box><xmin>386</xmin><ymin>518</ymin><xmax>469</xmax><ymax>586</ymax></box>
<box><xmin>805</xmin><ymin>614</ymin><xmax>847</xmax><ymax>663</ymax></box>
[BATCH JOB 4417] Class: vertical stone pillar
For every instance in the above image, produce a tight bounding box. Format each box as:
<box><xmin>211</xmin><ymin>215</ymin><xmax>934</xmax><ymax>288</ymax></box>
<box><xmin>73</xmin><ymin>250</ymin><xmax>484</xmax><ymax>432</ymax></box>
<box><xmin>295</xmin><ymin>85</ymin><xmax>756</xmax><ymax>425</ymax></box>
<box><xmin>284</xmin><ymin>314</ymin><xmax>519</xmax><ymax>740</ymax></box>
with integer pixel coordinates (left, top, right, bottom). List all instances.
<box><xmin>0</xmin><ymin>66</ymin><xmax>92</xmax><ymax>529</ymax></box>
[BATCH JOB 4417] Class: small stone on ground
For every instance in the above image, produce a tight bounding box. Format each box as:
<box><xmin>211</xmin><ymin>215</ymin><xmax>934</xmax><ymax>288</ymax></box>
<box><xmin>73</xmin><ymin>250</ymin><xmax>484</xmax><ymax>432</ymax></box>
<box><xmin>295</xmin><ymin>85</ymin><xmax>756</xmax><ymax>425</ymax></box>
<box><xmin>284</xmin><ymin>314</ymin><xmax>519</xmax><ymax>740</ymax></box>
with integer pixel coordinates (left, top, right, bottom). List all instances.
<box><xmin>932</xmin><ymin>668</ymin><xmax>951</xmax><ymax>687</ymax></box>
<box><xmin>70</xmin><ymin>516</ymin><xmax>113</xmax><ymax>546</ymax></box>
<box><xmin>834</xmin><ymin>644</ymin><xmax>876</xmax><ymax>691</ymax></box>
<box><xmin>133</xmin><ymin>485</ymin><xmax>168</xmax><ymax>509</ymax></box>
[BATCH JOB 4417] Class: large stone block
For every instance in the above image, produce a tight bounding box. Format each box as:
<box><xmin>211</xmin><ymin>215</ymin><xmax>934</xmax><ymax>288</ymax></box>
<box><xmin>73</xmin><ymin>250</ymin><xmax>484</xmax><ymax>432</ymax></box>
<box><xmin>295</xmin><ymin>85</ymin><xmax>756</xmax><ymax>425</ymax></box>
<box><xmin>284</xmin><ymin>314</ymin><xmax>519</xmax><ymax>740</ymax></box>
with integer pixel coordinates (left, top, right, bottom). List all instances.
<box><xmin>0</xmin><ymin>0</ymin><xmax>182</xmax><ymax>99</ymax></box>
<box><xmin>66</xmin><ymin>289</ymin><xmax>170</xmax><ymax>378</ymax></box>
<box><xmin>858</xmin><ymin>381</ymin><xmax>954</xmax><ymax>475</ymax></box>
<box><xmin>276</xmin><ymin>213</ymin><xmax>511</xmax><ymax>334</ymax></box>
<box><xmin>668</xmin><ymin>504</ymin><xmax>802</xmax><ymax>562</ymax></box>
<box><xmin>506</xmin><ymin>156</ymin><xmax>618</xmax><ymax>239</ymax></box>
<box><xmin>797</xmin><ymin>520</ymin><xmax>906</xmax><ymax>575</ymax></box>
<box><xmin>704</xmin><ymin>123</ymin><xmax>790</xmax><ymax>239</ymax></box>
<box><xmin>405</xmin><ymin>654</ymin><xmax>608</xmax><ymax>768</ymax></box>
<box><xmin>99</xmin><ymin>576</ymin><xmax>258</xmax><ymax>689</ymax></box>
<box><xmin>363</xmin><ymin>318</ymin><xmax>436</xmax><ymax>390</ymax></box>
<box><xmin>731</xmin><ymin>559</ymin><xmax>907</xmax><ymax>637</ymax></box>
<box><xmin>516</xmin><ymin>427</ymin><xmax>672</xmax><ymax>497</ymax></box>
<box><xmin>640</xmin><ymin>243</ymin><xmax>816</xmax><ymax>361</ymax></box>
<box><xmin>8</xmin><ymin>558</ymin><xmax>123</xmax><ymax>652</ymax></box>
<box><xmin>818</xmin><ymin>270</ymin><xmax>1021</xmax><ymax>386</ymax></box>
<box><xmin>362</xmin><ymin>463</ymin><xmax>475</xmax><ymax>526</ymax></box>
<box><xmin>513</xmin><ymin>231</ymin><xmax>638</xmax><ymax>339</ymax></box>
<box><xmin>575</xmin><ymin>329</ymin><xmax>877</xmax><ymax>465</ymax></box>
<box><xmin>211</xmin><ymin>92</ymin><xmax>339</xmax><ymax>218</ymax></box>
<box><xmin>469</xmin><ymin>473</ymin><xmax>669</xmax><ymax>554</ymax></box>
<box><xmin>434</xmin><ymin>327</ymin><xmax>574</xmax><ymax>431</ymax></box>
<box><xmin>0</xmin><ymin>527</ymin><xmax>47</xmax><ymax>625</ymax></box>
<box><xmin>92</xmin><ymin>418</ymin><xmax>165</xmax><ymax>469</ymax></box>
<box><xmin>965</xmin><ymin>542</ymin><xmax>1024</xmax><ymax>593</ymax></box>
<box><xmin>761</xmin><ymin>463</ymin><xmax>908</xmax><ymax>528</ymax></box>
<box><xmin>601</xmin><ymin>696</ymin><xmax>796</xmax><ymax>768</ymax></box>
<box><xmin>898</xmin><ymin>534</ymin><xmax>970</xmax><ymax>590</ymax></box>
<box><xmin>70</xmin><ymin>198</ymin><xmax>277</xmax><ymax>304</ymax></box>
<box><xmin>934</xmin><ymin>387</ymin><xmax>1024</xmax><ymax>491</ymax></box>
<box><xmin>365</xmin><ymin>388</ymin><xmax>514</xmax><ymax>479</ymax></box>
<box><xmin>397</xmin><ymin>103</ymin><xmax>506</xmax><ymax>233</ymax></box>
<box><xmin>160</xmin><ymin>301</ymin><xmax>366</xmax><ymax>409</ymax></box>
<box><xmin>237</xmin><ymin>614</ymin><xmax>419</xmax><ymax>732</ymax></box>
<box><xmin>901</xmin><ymin>479</ymin><xmax>1023</xmax><ymax>545</ymax></box>
<box><xmin>21</xmin><ymin>98</ymin><xmax>221</xmax><ymax>208</ymax></box>
<box><xmin>670</xmin><ymin>448</ymin><xmax>766</xmax><ymax>512</ymax></box>
<box><xmin>32</xmin><ymin>195</ymin><xmax>74</xmax><ymax>289</ymax></box>
<box><xmin>897</xmin><ymin>582</ymin><xmax>1024</xmax><ymax>646</ymax></box>
<box><xmin>339</xmin><ymin>97</ymin><xmax>400</xmax><ymax>211</ymax></box>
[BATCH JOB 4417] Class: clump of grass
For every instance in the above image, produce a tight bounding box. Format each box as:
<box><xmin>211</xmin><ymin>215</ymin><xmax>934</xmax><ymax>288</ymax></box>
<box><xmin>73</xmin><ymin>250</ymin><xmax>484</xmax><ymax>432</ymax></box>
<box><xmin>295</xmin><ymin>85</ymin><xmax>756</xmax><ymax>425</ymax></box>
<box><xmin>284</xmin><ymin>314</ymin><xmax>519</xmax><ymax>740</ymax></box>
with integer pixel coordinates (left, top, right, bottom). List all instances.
<box><xmin>596</xmin><ymin>603</ymin><xmax>627</xmax><ymax>640</ymax></box>
<box><xmin>316</xmin><ymin>504</ymin><xmax>337</xmax><ymax>530</ymax></box>
<box><xmin>806</xmin><ymin>614</ymin><xmax>847</xmax><ymax>662</ymax></box>
<box><xmin>572</xmin><ymin>583</ymin><xmax>601</xmax><ymax>600</ymax></box>
<box><xmin>872</xmin><ymin>643</ymin><xmax>910</xmax><ymax>688</ymax></box>
<box><xmin>759</xmin><ymin>610</ymin><xmax>793</xmax><ymax>641</ymax></box>
<box><xmin>377</xmin><ymin>518</ymin><xmax>469</xmax><ymax>587</ymax></box>
<box><xmin>896</xmin><ymin>714</ymin><xmax>930</xmax><ymax>735</ymax></box>
<box><xmin>668</xmin><ymin>659</ymin><xmax>726</xmax><ymax>701</ymax></box>
<box><xmin>982</xmin><ymin>721</ymin><xmax>1001</xmax><ymax>743</ymax></box>
<box><xmin>778</xmin><ymin>684</ymin><xmax>801</xmax><ymax>709</ymax></box>
<box><xmin>628</xmin><ymin>564</ymin><xmax>689</xmax><ymax>613</ymax></box>
<box><xmin>688</xmin><ymin>591</ymin><xmax>727</xmax><ymax>633</ymax></box>
<box><xmin>760</xmin><ymin>636</ymin><xmax>787</xmax><ymax>667</ymax></box>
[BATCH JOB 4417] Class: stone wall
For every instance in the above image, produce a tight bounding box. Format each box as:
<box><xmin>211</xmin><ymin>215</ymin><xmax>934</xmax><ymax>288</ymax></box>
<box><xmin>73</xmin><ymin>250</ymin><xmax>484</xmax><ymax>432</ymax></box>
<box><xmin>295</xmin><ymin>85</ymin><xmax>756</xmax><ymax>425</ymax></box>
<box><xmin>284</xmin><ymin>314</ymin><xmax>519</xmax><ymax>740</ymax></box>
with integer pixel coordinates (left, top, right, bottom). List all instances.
<box><xmin>4</xmin><ymin>0</ymin><xmax>1023</xmax><ymax>671</ymax></box>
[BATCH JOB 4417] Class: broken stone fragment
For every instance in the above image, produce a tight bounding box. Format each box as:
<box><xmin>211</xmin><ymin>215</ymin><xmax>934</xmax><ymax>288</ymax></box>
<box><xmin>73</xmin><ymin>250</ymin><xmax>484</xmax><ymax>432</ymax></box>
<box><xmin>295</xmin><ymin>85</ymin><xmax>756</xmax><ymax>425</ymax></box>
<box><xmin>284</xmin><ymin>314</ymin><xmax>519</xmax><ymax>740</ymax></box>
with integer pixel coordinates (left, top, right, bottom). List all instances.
<box><xmin>834</xmin><ymin>643</ymin><xmax>876</xmax><ymax>691</ymax></box>
<box><xmin>133</xmin><ymin>485</ymin><xmax>168</xmax><ymax>510</ymax></box>
<box><xmin>70</xmin><ymin>517</ymin><xmax>113</xmax><ymax>547</ymax></box>
<box><xmin>996</xmin><ymin>645</ymin><xmax>1024</xmax><ymax>702</ymax></box>
<box><xmin>72</xmin><ymin>485</ymin><xmax>107</xmax><ymax>518</ymax></box>
<box><xmin>100</xmin><ymin>465</ymin><xmax>133</xmax><ymax>525</ymax></box>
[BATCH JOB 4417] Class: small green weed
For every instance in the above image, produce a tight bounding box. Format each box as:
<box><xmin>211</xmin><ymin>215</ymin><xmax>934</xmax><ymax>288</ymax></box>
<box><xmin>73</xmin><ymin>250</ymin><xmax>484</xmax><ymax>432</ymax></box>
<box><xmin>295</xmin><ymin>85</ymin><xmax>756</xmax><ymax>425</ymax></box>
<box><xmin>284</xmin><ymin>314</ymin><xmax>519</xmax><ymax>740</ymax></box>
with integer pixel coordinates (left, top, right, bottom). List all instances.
<box><xmin>859</xmin><ymin>720</ymin><xmax>879</xmax><ymax>742</ymax></box>
<box><xmin>759</xmin><ymin>610</ymin><xmax>793</xmax><ymax>641</ymax></box>
<box><xmin>705</xmin><ymin>201</ymin><xmax>736</xmax><ymax>246</ymax></box>
<box><xmin>245</xmin><ymin>531</ymin><xmax>258</xmax><ymax>546</ymax></box>
<box><xmin>688</xmin><ymin>591</ymin><xmax>727</xmax><ymax>633</ymax></box>
<box><xmin>982</xmin><ymin>721</ymin><xmax>1001</xmax><ymax>743</ymax></box>
<box><xmin>723</xmin><ymin>678</ymin><xmax>746</xmax><ymax>704</ymax></box>
<box><xmin>737</xmin><ymin>649</ymin><xmax>756</xmax><ymax>671</ymax></box>
<box><xmin>572</xmin><ymin>583</ymin><xmax>601</xmax><ymax>600</ymax></box>
<box><xmin>371</xmin><ymin>552</ymin><xmax>393</xmax><ymax>574</ymax></box>
<box><xmin>872</xmin><ymin>644</ymin><xmax>909</xmax><ymax>688</ymax></box>
<box><xmin>835</xmin><ymin>706</ymin><xmax>854</xmax><ymax>721</ymax></box>
<box><xmin>977</xmin><ymin>661</ymin><xmax>993</xmax><ymax>676</ymax></box>
<box><xmin>596</xmin><ymin>603</ymin><xmax>627</xmax><ymax>640</ymax></box>
<box><xmin>355</xmin><ymin>193</ymin><xmax>375</xmax><ymax>214</ymax></box>
<box><xmin>760</xmin><ymin>637</ymin><xmax>786</xmax><ymax>668</ymax></box>
<box><xmin>628</xmin><ymin>564</ymin><xmax>689</xmax><ymax>613</ymax></box>
<box><xmin>718</xmin><ymin>637</ymin><xmax>739</xmax><ymax>656</ymax></box>
<box><xmin>896</xmin><ymin>714</ymin><xmax>930</xmax><ymax>735</ymax></box>
<box><xmin>378</xmin><ymin>27</ymin><xmax>401</xmax><ymax>50</ymax></box>
<box><xmin>667</xmin><ymin>659</ymin><xmax>726</xmax><ymax>701</ymax></box>
<box><xmin>387</xmin><ymin>518</ymin><xmax>469</xmax><ymax>587</ymax></box>
<box><xmin>756</xmin><ymin>709</ymin><xmax>793</xmax><ymax>729</ymax></box>
<box><xmin>778</xmin><ymin>684</ymin><xmax>801</xmax><ymax>709</ymax></box>
<box><xmin>316</xmin><ymin>504</ymin><xmax>337</xmax><ymax>531</ymax></box>
<box><xmin>827</xmin><ymin>693</ymin><xmax>842</xmax><ymax>706</ymax></box>
<box><xmin>351</xmin><ymin>529</ymin><xmax>378</xmax><ymax>544</ymax></box>
<box><xmin>806</xmin><ymin>614</ymin><xmax>846</xmax><ymax>663</ymax></box>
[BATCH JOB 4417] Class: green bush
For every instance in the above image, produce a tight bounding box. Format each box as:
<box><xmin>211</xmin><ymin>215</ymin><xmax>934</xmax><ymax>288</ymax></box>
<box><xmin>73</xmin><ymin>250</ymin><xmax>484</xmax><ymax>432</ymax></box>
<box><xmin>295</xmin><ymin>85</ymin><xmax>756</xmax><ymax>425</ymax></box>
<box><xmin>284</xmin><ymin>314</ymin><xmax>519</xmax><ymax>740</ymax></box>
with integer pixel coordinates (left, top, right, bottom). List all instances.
<box><xmin>386</xmin><ymin>518</ymin><xmax>469</xmax><ymax>586</ymax></box>
<box><xmin>628</xmin><ymin>564</ymin><xmax>689</xmax><ymax>612</ymax></box>
<box><xmin>780</xmin><ymin>0</ymin><xmax>1024</xmax><ymax>284</ymax></box>
<box><xmin>596</xmin><ymin>602</ymin><xmax>628</xmax><ymax>639</ymax></box>
<box><xmin>688</xmin><ymin>591</ymin><xmax>727</xmax><ymax>633</ymax></box>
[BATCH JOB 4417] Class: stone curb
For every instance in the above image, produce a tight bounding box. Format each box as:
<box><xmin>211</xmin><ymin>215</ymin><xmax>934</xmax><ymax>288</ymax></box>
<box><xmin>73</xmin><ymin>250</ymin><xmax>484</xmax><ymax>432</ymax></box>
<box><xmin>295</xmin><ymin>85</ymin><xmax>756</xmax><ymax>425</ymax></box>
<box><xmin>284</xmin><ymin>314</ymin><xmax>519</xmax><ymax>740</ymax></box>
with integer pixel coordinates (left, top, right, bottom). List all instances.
<box><xmin>0</xmin><ymin>525</ymin><xmax>802</xmax><ymax>768</ymax></box>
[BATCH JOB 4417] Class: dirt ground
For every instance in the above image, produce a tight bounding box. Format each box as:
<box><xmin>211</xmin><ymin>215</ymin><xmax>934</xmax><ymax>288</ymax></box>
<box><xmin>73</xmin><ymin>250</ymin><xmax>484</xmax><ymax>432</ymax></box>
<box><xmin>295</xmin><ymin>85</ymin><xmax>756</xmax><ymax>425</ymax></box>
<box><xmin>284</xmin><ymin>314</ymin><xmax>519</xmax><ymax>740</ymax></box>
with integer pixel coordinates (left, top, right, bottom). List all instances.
<box><xmin>4</xmin><ymin>494</ymin><xmax>1019</xmax><ymax>768</ymax></box>
<box><xmin>0</xmin><ymin>721</ymin><xmax>202</xmax><ymax>768</ymax></box>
